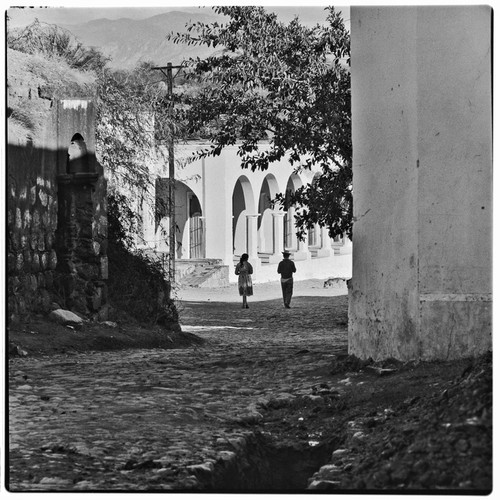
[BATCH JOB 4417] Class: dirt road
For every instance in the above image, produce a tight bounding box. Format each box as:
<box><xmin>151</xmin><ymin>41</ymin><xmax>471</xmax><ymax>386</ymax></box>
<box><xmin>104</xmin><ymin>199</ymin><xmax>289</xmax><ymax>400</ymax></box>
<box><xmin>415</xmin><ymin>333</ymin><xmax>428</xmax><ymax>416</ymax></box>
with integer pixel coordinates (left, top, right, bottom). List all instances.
<box><xmin>8</xmin><ymin>281</ymin><xmax>350</xmax><ymax>491</ymax></box>
<box><xmin>7</xmin><ymin>279</ymin><xmax>491</xmax><ymax>493</ymax></box>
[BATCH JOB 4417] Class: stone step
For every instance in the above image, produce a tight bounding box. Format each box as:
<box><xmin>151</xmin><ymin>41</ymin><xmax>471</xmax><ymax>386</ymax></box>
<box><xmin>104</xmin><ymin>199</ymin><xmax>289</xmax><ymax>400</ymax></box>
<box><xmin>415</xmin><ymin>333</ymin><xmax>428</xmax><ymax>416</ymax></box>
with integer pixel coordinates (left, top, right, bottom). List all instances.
<box><xmin>178</xmin><ymin>264</ymin><xmax>229</xmax><ymax>288</ymax></box>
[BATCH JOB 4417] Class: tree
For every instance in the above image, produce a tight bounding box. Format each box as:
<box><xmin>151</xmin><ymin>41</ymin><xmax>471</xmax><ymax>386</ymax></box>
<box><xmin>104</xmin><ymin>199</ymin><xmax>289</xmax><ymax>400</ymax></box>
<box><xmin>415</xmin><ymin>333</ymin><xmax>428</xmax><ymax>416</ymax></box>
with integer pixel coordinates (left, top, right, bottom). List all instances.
<box><xmin>169</xmin><ymin>6</ymin><xmax>352</xmax><ymax>239</ymax></box>
<box><xmin>95</xmin><ymin>62</ymin><xmax>168</xmax><ymax>190</ymax></box>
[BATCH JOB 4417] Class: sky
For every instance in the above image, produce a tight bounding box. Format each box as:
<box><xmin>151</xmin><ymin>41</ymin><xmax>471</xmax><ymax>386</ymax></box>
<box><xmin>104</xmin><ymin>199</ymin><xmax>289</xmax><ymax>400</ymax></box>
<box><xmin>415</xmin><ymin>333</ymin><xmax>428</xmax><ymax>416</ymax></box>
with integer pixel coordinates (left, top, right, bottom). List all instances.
<box><xmin>7</xmin><ymin>3</ymin><xmax>350</xmax><ymax>29</ymax></box>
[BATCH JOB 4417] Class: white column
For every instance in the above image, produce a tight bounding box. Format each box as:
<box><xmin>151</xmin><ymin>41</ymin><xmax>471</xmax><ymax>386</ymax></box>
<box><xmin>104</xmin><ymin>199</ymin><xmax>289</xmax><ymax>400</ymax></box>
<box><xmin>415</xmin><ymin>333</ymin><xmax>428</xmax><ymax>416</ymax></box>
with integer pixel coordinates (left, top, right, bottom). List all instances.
<box><xmin>268</xmin><ymin>211</ymin><xmax>286</xmax><ymax>263</ymax></box>
<box><xmin>315</xmin><ymin>225</ymin><xmax>333</xmax><ymax>257</ymax></box>
<box><xmin>294</xmin><ymin>234</ymin><xmax>310</xmax><ymax>261</ymax></box>
<box><xmin>246</xmin><ymin>214</ymin><xmax>259</xmax><ymax>260</ymax></box>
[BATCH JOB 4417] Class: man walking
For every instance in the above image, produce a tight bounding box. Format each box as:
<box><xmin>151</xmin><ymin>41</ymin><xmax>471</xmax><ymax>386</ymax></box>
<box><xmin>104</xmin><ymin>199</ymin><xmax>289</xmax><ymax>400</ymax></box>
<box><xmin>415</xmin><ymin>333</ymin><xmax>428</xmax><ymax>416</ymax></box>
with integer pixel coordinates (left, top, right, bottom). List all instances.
<box><xmin>277</xmin><ymin>251</ymin><xmax>296</xmax><ymax>308</ymax></box>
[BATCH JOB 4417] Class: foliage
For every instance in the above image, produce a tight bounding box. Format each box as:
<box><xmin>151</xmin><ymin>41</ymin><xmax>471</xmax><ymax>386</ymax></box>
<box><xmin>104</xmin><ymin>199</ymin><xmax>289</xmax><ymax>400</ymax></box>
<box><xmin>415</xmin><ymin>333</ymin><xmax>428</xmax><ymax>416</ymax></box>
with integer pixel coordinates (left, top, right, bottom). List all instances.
<box><xmin>107</xmin><ymin>192</ymin><xmax>178</xmax><ymax>326</ymax></box>
<box><xmin>95</xmin><ymin>62</ymin><xmax>182</xmax><ymax>195</ymax></box>
<box><xmin>106</xmin><ymin>189</ymin><xmax>141</xmax><ymax>249</ymax></box>
<box><xmin>7</xmin><ymin>19</ymin><xmax>109</xmax><ymax>72</ymax></box>
<box><xmin>168</xmin><ymin>6</ymin><xmax>352</xmax><ymax>239</ymax></box>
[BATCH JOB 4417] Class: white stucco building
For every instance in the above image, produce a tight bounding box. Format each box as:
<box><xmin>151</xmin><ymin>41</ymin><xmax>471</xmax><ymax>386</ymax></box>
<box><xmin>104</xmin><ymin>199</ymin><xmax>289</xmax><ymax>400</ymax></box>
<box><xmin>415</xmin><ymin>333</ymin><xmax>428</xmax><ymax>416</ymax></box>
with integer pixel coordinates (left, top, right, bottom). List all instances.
<box><xmin>349</xmin><ymin>6</ymin><xmax>492</xmax><ymax>361</ymax></box>
<box><xmin>135</xmin><ymin>143</ymin><xmax>352</xmax><ymax>285</ymax></box>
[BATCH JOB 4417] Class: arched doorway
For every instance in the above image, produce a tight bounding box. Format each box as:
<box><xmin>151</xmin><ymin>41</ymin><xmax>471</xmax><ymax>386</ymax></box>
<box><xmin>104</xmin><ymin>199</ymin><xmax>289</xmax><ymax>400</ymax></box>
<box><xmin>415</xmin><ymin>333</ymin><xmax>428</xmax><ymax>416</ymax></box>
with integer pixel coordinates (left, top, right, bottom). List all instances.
<box><xmin>232</xmin><ymin>175</ymin><xmax>255</xmax><ymax>256</ymax></box>
<box><xmin>188</xmin><ymin>194</ymin><xmax>204</xmax><ymax>259</ymax></box>
<box><xmin>67</xmin><ymin>133</ymin><xmax>89</xmax><ymax>173</ymax></box>
<box><xmin>155</xmin><ymin>179</ymin><xmax>204</xmax><ymax>259</ymax></box>
<box><xmin>257</xmin><ymin>174</ymin><xmax>280</xmax><ymax>254</ymax></box>
<box><xmin>308</xmin><ymin>173</ymin><xmax>322</xmax><ymax>248</ymax></box>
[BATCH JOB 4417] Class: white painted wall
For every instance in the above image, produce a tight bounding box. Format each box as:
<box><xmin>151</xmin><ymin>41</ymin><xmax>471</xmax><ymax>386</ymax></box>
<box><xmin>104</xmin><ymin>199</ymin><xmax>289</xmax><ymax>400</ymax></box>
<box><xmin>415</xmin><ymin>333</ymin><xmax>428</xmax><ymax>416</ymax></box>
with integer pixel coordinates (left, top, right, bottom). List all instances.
<box><xmin>148</xmin><ymin>143</ymin><xmax>353</xmax><ymax>284</ymax></box>
<box><xmin>349</xmin><ymin>6</ymin><xmax>492</xmax><ymax>361</ymax></box>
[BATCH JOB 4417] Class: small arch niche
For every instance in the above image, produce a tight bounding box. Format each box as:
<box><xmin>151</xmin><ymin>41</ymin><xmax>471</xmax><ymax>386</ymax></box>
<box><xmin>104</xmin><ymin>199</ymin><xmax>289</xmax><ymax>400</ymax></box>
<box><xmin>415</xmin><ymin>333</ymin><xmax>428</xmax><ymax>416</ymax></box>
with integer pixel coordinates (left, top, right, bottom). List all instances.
<box><xmin>67</xmin><ymin>133</ymin><xmax>89</xmax><ymax>173</ymax></box>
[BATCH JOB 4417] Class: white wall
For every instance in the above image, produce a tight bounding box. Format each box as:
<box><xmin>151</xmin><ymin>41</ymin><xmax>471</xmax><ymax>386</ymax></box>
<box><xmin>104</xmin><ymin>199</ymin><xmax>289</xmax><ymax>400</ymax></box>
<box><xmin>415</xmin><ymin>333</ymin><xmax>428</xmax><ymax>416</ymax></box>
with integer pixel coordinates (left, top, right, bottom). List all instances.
<box><xmin>145</xmin><ymin>144</ymin><xmax>353</xmax><ymax>284</ymax></box>
<box><xmin>349</xmin><ymin>6</ymin><xmax>492</xmax><ymax>361</ymax></box>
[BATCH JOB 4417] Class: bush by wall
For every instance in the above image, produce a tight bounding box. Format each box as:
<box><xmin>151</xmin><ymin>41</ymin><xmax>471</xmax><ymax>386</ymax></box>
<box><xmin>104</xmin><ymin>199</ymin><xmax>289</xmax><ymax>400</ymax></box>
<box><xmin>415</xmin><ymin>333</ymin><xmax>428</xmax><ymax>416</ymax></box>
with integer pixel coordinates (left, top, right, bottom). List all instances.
<box><xmin>106</xmin><ymin>192</ymin><xmax>178</xmax><ymax>328</ymax></box>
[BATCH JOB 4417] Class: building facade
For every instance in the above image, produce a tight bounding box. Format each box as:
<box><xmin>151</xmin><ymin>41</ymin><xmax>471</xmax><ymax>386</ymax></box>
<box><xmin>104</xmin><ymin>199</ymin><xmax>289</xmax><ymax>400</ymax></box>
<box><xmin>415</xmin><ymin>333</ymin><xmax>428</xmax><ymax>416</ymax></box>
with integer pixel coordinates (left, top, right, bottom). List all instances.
<box><xmin>349</xmin><ymin>6</ymin><xmax>492</xmax><ymax>360</ymax></box>
<box><xmin>135</xmin><ymin>143</ymin><xmax>352</xmax><ymax>284</ymax></box>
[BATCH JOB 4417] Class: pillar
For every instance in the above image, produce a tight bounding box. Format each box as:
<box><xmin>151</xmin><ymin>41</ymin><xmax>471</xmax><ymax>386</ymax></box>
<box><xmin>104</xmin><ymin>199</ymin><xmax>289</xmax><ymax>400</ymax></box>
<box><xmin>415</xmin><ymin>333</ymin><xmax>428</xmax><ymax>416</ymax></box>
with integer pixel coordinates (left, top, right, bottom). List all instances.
<box><xmin>246</xmin><ymin>214</ymin><xmax>259</xmax><ymax>260</ymax></box>
<box><xmin>295</xmin><ymin>235</ymin><xmax>310</xmax><ymax>261</ymax></box>
<box><xmin>314</xmin><ymin>226</ymin><xmax>333</xmax><ymax>257</ymax></box>
<box><xmin>267</xmin><ymin>211</ymin><xmax>286</xmax><ymax>263</ymax></box>
<box><xmin>55</xmin><ymin>172</ymin><xmax>107</xmax><ymax>317</ymax></box>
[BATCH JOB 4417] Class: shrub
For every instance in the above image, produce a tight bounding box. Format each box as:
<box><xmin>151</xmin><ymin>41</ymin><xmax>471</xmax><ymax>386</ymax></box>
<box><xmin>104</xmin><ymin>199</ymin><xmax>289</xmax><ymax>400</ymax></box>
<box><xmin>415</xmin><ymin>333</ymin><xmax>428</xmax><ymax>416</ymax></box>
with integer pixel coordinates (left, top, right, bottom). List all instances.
<box><xmin>7</xmin><ymin>19</ymin><xmax>109</xmax><ymax>72</ymax></box>
<box><xmin>106</xmin><ymin>191</ymin><xmax>178</xmax><ymax>327</ymax></box>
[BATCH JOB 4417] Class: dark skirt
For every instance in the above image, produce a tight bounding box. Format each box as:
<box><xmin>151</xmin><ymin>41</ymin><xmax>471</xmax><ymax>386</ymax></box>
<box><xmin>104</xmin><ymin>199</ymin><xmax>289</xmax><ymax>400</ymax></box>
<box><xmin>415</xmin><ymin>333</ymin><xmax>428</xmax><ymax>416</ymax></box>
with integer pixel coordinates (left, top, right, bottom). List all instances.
<box><xmin>238</xmin><ymin>274</ymin><xmax>253</xmax><ymax>296</ymax></box>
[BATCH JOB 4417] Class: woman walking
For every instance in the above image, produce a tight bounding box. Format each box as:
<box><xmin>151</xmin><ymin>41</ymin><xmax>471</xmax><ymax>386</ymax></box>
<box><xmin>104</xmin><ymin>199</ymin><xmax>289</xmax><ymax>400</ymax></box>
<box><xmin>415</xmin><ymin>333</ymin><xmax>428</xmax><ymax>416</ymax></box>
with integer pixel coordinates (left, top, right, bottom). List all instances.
<box><xmin>235</xmin><ymin>253</ymin><xmax>253</xmax><ymax>308</ymax></box>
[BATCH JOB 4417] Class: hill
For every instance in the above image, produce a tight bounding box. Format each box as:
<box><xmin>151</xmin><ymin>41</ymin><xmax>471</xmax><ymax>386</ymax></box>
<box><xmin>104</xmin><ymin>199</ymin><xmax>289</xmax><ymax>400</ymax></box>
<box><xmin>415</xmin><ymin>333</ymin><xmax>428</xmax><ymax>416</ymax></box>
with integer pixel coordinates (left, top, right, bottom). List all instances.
<box><xmin>60</xmin><ymin>10</ymin><xmax>220</xmax><ymax>69</ymax></box>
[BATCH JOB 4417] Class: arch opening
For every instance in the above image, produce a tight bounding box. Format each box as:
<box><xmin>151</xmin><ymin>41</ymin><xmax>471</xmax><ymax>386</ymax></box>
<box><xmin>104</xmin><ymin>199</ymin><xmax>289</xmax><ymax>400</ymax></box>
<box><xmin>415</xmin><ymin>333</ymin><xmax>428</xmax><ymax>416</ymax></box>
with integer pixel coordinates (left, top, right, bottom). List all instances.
<box><xmin>155</xmin><ymin>179</ymin><xmax>204</xmax><ymax>259</ymax></box>
<box><xmin>258</xmin><ymin>174</ymin><xmax>280</xmax><ymax>254</ymax></box>
<box><xmin>232</xmin><ymin>176</ymin><xmax>255</xmax><ymax>256</ymax></box>
<box><xmin>67</xmin><ymin>133</ymin><xmax>89</xmax><ymax>174</ymax></box>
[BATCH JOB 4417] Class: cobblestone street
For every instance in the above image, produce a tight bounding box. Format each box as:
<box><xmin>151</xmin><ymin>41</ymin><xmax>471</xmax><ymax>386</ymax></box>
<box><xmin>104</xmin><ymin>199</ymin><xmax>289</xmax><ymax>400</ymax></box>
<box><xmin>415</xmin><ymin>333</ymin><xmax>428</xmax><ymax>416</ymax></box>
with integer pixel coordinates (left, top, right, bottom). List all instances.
<box><xmin>8</xmin><ymin>280</ymin><xmax>349</xmax><ymax>491</ymax></box>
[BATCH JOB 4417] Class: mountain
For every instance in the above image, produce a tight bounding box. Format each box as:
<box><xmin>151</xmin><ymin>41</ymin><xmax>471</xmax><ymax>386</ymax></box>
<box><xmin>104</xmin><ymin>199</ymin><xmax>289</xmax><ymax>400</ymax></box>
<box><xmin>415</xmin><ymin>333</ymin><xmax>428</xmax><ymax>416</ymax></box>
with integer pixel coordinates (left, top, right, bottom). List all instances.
<box><xmin>61</xmin><ymin>10</ymin><xmax>221</xmax><ymax>69</ymax></box>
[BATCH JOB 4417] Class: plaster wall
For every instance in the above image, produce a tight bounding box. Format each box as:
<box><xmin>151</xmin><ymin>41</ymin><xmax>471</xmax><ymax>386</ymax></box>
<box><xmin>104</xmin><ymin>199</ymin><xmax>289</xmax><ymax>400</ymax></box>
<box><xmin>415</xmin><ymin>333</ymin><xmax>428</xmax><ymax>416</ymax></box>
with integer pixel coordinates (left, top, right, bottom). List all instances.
<box><xmin>349</xmin><ymin>6</ymin><xmax>492</xmax><ymax>360</ymax></box>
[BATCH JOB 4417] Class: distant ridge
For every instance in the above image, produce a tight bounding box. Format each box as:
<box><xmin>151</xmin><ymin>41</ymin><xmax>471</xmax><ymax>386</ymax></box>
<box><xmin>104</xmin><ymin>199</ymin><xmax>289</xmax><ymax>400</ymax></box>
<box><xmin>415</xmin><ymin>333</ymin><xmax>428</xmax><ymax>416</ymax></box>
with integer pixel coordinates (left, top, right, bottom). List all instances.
<box><xmin>61</xmin><ymin>10</ymin><xmax>221</xmax><ymax>69</ymax></box>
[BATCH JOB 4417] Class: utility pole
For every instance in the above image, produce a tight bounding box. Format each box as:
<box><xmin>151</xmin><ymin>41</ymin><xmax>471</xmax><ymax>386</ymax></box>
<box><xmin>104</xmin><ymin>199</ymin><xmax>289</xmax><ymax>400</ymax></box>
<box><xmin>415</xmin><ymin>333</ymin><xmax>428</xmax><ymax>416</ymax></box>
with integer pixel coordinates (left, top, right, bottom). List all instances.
<box><xmin>152</xmin><ymin>63</ymin><xmax>183</xmax><ymax>283</ymax></box>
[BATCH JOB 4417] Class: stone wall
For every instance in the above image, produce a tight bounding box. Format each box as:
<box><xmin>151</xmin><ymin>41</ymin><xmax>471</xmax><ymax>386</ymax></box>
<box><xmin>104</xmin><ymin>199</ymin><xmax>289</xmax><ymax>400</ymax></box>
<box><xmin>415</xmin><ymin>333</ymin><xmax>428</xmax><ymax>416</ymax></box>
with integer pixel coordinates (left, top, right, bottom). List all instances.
<box><xmin>349</xmin><ymin>6</ymin><xmax>492</xmax><ymax>361</ymax></box>
<box><xmin>7</xmin><ymin>97</ymin><xmax>108</xmax><ymax>321</ymax></box>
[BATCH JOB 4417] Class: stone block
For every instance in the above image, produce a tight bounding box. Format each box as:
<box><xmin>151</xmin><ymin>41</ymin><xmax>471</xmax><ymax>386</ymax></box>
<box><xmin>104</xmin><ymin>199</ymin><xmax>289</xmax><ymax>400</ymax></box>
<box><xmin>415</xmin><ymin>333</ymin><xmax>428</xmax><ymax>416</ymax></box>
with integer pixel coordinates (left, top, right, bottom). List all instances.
<box><xmin>7</xmin><ymin>253</ymin><xmax>16</xmax><ymax>273</ymax></box>
<box><xmin>97</xmin><ymin>303</ymin><xmax>110</xmax><ymax>321</ymax></box>
<box><xmin>22</xmin><ymin>250</ymin><xmax>32</xmax><ymax>271</ymax></box>
<box><xmin>31</xmin><ymin>252</ymin><xmax>40</xmax><ymax>273</ymax></box>
<box><xmin>76</xmin><ymin>263</ymin><xmax>99</xmax><ymax>280</ymax></box>
<box><xmin>89</xmin><ymin>286</ymin><xmax>102</xmax><ymax>311</ymax></box>
<box><xmin>30</xmin><ymin>185</ymin><xmax>36</xmax><ymax>205</ymax></box>
<box><xmin>15</xmin><ymin>207</ymin><xmax>22</xmax><ymax>228</ymax></box>
<box><xmin>49</xmin><ymin>308</ymin><xmax>84</xmax><ymax>326</ymax></box>
<box><xmin>45</xmin><ymin>232</ymin><xmax>54</xmax><ymax>250</ymax></box>
<box><xmin>38</xmin><ymin>189</ymin><xmax>49</xmax><ymax>206</ymax></box>
<box><xmin>37</xmin><ymin>235</ymin><xmax>45</xmax><ymax>252</ymax></box>
<box><xmin>23</xmin><ymin>208</ymin><xmax>31</xmax><ymax>229</ymax></box>
<box><xmin>48</xmin><ymin>250</ymin><xmax>57</xmax><ymax>270</ymax></box>
<box><xmin>39</xmin><ymin>252</ymin><xmax>48</xmax><ymax>271</ymax></box>
<box><xmin>15</xmin><ymin>253</ymin><xmax>24</xmax><ymax>272</ymax></box>
<box><xmin>100</xmin><ymin>256</ymin><xmax>108</xmax><ymax>279</ymax></box>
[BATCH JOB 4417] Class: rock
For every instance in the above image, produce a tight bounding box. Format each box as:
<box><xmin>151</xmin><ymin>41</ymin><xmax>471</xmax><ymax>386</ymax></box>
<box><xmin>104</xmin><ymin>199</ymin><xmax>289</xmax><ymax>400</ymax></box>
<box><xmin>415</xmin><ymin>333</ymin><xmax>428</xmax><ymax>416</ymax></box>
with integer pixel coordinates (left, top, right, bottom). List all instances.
<box><xmin>49</xmin><ymin>309</ymin><xmax>84</xmax><ymax>326</ymax></box>
<box><xmin>307</xmin><ymin>395</ymin><xmax>323</xmax><ymax>402</ymax></box>
<box><xmin>331</xmin><ymin>448</ymin><xmax>349</xmax><ymax>458</ymax></box>
<box><xmin>101</xmin><ymin>321</ymin><xmax>118</xmax><ymax>328</ymax></box>
<box><xmin>186</xmin><ymin>462</ymin><xmax>214</xmax><ymax>482</ymax></box>
<box><xmin>367</xmin><ymin>366</ymin><xmax>398</xmax><ymax>376</ymax></box>
<box><xmin>178</xmin><ymin>475</ymin><xmax>200</xmax><ymax>489</ymax></box>
<box><xmin>235</xmin><ymin>411</ymin><xmax>263</xmax><ymax>425</ymax></box>
<box><xmin>39</xmin><ymin>477</ymin><xmax>72</xmax><ymax>485</ymax></box>
<box><xmin>73</xmin><ymin>480</ymin><xmax>98</xmax><ymax>490</ymax></box>
<box><xmin>17</xmin><ymin>384</ymin><xmax>32</xmax><ymax>390</ymax></box>
<box><xmin>217</xmin><ymin>451</ymin><xmax>236</xmax><ymax>463</ymax></box>
<box><xmin>308</xmin><ymin>479</ymin><xmax>341</xmax><ymax>489</ymax></box>
<box><xmin>318</xmin><ymin>464</ymin><xmax>343</xmax><ymax>475</ymax></box>
<box><xmin>8</xmin><ymin>343</ymin><xmax>28</xmax><ymax>357</ymax></box>
<box><xmin>455</xmin><ymin>438</ymin><xmax>469</xmax><ymax>452</ymax></box>
<box><xmin>227</xmin><ymin>436</ymin><xmax>247</xmax><ymax>452</ymax></box>
<box><xmin>352</xmin><ymin>431</ymin><xmax>366</xmax><ymax>440</ymax></box>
